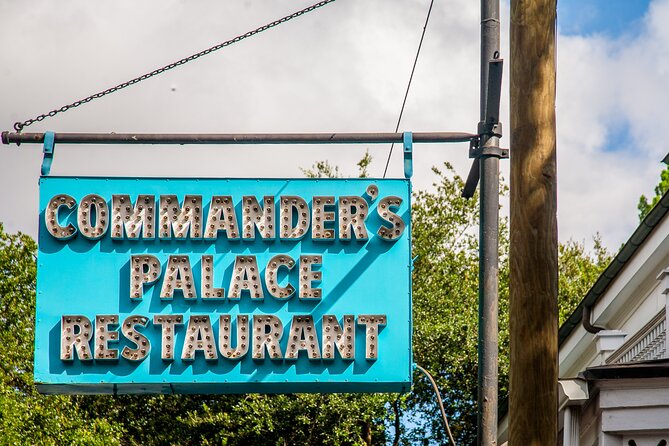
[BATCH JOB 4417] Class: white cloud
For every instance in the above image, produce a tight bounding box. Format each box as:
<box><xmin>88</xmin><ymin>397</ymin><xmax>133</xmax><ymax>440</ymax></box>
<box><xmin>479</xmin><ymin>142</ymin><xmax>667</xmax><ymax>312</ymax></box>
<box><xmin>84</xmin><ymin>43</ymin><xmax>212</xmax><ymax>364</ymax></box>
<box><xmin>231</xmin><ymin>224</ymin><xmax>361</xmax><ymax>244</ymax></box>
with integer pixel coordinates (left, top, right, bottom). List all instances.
<box><xmin>1</xmin><ymin>0</ymin><xmax>667</xmax><ymax>252</ymax></box>
<box><xmin>0</xmin><ymin>0</ymin><xmax>480</xmax><ymax>238</ymax></box>
<box><xmin>555</xmin><ymin>0</ymin><xmax>669</xmax><ymax>248</ymax></box>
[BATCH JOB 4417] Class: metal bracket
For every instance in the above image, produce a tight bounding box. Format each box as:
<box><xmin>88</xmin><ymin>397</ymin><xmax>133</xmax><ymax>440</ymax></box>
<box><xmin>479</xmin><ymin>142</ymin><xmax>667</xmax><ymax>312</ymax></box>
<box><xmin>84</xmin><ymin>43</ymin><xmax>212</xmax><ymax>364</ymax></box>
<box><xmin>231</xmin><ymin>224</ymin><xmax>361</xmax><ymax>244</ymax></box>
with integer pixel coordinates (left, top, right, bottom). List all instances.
<box><xmin>469</xmin><ymin>138</ymin><xmax>509</xmax><ymax>159</ymax></box>
<box><xmin>403</xmin><ymin>131</ymin><xmax>413</xmax><ymax>179</ymax></box>
<box><xmin>41</xmin><ymin>131</ymin><xmax>55</xmax><ymax>176</ymax></box>
<box><xmin>411</xmin><ymin>255</ymin><xmax>419</xmax><ymax>272</ymax></box>
<box><xmin>462</xmin><ymin>58</ymin><xmax>505</xmax><ymax>199</ymax></box>
<box><xmin>477</xmin><ymin>120</ymin><xmax>503</xmax><ymax>138</ymax></box>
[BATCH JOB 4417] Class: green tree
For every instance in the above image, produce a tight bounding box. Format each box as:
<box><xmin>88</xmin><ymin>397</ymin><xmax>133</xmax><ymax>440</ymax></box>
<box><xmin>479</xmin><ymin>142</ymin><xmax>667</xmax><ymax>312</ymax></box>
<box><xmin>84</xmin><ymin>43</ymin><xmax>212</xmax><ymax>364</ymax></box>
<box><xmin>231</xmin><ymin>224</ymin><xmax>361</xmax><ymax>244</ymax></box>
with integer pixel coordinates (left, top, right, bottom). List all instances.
<box><xmin>301</xmin><ymin>150</ymin><xmax>372</xmax><ymax>179</ymax></box>
<box><xmin>638</xmin><ymin>165</ymin><xmax>669</xmax><ymax>220</ymax></box>
<box><xmin>403</xmin><ymin>163</ymin><xmax>611</xmax><ymax>444</ymax></box>
<box><xmin>301</xmin><ymin>160</ymin><xmax>341</xmax><ymax>179</ymax></box>
<box><xmin>0</xmin><ymin>224</ymin><xmax>123</xmax><ymax>445</ymax></box>
<box><xmin>76</xmin><ymin>393</ymin><xmax>388</xmax><ymax>446</ymax></box>
<box><xmin>405</xmin><ymin>163</ymin><xmax>506</xmax><ymax>445</ymax></box>
<box><xmin>0</xmin><ymin>169</ymin><xmax>391</xmax><ymax>446</ymax></box>
<box><xmin>0</xmin><ymin>158</ymin><xmax>612</xmax><ymax>445</ymax></box>
<box><xmin>558</xmin><ymin>236</ymin><xmax>612</xmax><ymax>325</ymax></box>
<box><xmin>0</xmin><ymin>224</ymin><xmax>389</xmax><ymax>446</ymax></box>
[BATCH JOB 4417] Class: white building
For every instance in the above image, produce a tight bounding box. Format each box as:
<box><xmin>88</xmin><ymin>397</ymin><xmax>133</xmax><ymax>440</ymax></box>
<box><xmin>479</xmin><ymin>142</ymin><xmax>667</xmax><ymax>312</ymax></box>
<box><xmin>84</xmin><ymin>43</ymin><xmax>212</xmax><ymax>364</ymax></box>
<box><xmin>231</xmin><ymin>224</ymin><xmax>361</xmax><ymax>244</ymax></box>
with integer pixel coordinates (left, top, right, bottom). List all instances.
<box><xmin>499</xmin><ymin>161</ymin><xmax>669</xmax><ymax>446</ymax></box>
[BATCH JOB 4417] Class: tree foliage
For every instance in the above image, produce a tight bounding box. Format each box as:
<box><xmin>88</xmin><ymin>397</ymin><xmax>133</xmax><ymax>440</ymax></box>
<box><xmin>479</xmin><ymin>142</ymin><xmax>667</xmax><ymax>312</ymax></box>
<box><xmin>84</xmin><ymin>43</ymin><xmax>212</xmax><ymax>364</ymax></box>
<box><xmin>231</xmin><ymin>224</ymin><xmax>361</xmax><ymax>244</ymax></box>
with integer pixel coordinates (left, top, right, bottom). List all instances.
<box><xmin>301</xmin><ymin>160</ymin><xmax>342</xmax><ymax>179</ymax></box>
<box><xmin>75</xmin><ymin>393</ymin><xmax>388</xmax><ymax>446</ymax></box>
<box><xmin>558</xmin><ymin>236</ymin><xmax>612</xmax><ymax>325</ymax></box>
<box><xmin>0</xmin><ymin>224</ymin><xmax>389</xmax><ymax>445</ymax></box>
<box><xmin>0</xmin><ymin>159</ymin><xmax>613</xmax><ymax>444</ymax></box>
<box><xmin>403</xmin><ymin>164</ymin><xmax>610</xmax><ymax>444</ymax></box>
<box><xmin>638</xmin><ymin>165</ymin><xmax>669</xmax><ymax>220</ymax></box>
<box><xmin>0</xmin><ymin>224</ymin><xmax>123</xmax><ymax>445</ymax></box>
<box><xmin>301</xmin><ymin>151</ymin><xmax>372</xmax><ymax>179</ymax></box>
<box><xmin>404</xmin><ymin>163</ymin><xmax>508</xmax><ymax>445</ymax></box>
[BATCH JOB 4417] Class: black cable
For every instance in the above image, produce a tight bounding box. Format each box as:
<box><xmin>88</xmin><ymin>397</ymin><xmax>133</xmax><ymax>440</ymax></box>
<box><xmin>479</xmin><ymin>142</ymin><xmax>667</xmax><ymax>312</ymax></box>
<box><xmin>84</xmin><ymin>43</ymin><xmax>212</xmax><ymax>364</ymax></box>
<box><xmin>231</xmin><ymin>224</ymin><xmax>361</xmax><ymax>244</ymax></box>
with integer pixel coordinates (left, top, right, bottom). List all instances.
<box><xmin>13</xmin><ymin>0</ymin><xmax>337</xmax><ymax>132</ymax></box>
<box><xmin>382</xmin><ymin>0</ymin><xmax>435</xmax><ymax>178</ymax></box>
<box><xmin>415</xmin><ymin>364</ymin><xmax>457</xmax><ymax>445</ymax></box>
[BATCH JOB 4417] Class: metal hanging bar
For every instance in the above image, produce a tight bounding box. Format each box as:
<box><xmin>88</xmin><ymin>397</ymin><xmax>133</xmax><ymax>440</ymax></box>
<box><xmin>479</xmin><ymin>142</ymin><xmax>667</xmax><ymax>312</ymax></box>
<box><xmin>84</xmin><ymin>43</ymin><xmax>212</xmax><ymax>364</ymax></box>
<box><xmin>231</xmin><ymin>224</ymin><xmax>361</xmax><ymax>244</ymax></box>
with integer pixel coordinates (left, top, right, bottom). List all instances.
<box><xmin>1</xmin><ymin>131</ymin><xmax>475</xmax><ymax>146</ymax></box>
<box><xmin>403</xmin><ymin>132</ymin><xmax>413</xmax><ymax>179</ymax></box>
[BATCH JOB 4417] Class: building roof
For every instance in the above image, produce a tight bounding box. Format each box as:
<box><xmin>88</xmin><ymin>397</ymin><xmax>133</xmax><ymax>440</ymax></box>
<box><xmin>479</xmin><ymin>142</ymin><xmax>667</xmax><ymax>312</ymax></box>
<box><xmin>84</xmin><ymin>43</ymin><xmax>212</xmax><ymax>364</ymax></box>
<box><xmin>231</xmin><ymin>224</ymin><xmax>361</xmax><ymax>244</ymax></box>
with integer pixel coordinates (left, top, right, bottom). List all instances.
<box><xmin>583</xmin><ymin>358</ymin><xmax>669</xmax><ymax>380</ymax></box>
<box><xmin>500</xmin><ymin>164</ymin><xmax>669</xmax><ymax>424</ymax></box>
<box><xmin>558</xmin><ymin>186</ymin><xmax>669</xmax><ymax>347</ymax></box>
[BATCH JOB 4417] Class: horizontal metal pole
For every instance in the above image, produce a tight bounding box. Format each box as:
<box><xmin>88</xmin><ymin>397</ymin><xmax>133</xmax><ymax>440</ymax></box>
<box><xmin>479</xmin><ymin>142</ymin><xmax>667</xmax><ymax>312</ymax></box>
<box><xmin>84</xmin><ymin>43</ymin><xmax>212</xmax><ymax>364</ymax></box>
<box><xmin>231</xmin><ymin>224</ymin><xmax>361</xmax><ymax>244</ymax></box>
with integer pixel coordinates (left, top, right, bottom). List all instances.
<box><xmin>1</xmin><ymin>131</ymin><xmax>475</xmax><ymax>146</ymax></box>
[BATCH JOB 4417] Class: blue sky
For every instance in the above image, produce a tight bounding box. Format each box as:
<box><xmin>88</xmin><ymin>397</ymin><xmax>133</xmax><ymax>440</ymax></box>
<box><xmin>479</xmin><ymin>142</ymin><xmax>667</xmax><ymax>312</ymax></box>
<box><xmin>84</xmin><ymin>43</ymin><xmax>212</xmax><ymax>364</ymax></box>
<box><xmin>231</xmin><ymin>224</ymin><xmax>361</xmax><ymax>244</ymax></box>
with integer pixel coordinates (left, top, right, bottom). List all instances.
<box><xmin>558</xmin><ymin>0</ymin><xmax>651</xmax><ymax>36</ymax></box>
<box><xmin>551</xmin><ymin>0</ymin><xmax>669</xmax><ymax>248</ymax></box>
<box><xmin>560</xmin><ymin>0</ymin><xmax>655</xmax><ymax>158</ymax></box>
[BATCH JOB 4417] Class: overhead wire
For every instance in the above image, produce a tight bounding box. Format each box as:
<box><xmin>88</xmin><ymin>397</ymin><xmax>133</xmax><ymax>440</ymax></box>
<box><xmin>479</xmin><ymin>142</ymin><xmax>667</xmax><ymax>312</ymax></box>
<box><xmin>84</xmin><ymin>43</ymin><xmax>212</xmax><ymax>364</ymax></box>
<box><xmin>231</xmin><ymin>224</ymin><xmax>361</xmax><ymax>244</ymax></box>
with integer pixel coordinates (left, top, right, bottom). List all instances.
<box><xmin>415</xmin><ymin>364</ymin><xmax>457</xmax><ymax>445</ymax></box>
<box><xmin>13</xmin><ymin>0</ymin><xmax>337</xmax><ymax>132</ymax></box>
<box><xmin>382</xmin><ymin>0</ymin><xmax>436</xmax><ymax>178</ymax></box>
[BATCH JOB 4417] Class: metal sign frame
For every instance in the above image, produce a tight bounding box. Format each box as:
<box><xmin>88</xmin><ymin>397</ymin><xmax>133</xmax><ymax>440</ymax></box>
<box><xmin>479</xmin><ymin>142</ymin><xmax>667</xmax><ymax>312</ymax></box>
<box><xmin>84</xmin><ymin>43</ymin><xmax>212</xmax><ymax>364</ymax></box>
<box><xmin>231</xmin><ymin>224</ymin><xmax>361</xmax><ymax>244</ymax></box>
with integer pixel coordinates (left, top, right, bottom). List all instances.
<box><xmin>35</xmin><ymin>176</ymin><xmax>412</xmax><ymax>394</ymax></box>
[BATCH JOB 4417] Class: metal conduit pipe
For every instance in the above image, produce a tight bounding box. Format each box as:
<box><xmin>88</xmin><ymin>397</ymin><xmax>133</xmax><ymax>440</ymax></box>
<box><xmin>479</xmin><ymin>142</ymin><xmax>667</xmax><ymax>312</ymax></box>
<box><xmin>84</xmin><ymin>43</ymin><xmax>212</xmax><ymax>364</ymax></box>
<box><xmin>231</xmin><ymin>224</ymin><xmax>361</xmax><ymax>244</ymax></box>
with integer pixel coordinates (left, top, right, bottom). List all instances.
<box><xmin>1</xmin><ymin>131</ymin><xmax>477</xmax><ymax>146</ymax></box>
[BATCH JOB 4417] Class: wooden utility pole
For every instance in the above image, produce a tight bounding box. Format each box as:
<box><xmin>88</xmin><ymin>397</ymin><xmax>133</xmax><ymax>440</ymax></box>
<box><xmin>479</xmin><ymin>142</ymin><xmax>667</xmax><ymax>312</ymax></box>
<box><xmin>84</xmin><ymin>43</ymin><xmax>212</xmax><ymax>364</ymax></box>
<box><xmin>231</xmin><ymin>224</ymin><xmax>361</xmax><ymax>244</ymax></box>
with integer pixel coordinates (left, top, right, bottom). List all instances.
<box><xmin>509</xmin><ymin>0</ymin><xmax>558</xmax><ymax>445</ymax></box>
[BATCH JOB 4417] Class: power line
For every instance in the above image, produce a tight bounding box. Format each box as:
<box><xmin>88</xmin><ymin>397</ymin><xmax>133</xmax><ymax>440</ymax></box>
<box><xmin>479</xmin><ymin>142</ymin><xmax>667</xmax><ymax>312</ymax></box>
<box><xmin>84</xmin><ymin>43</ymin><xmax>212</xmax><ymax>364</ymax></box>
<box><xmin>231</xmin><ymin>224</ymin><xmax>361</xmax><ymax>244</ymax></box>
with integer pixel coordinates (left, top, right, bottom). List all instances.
<box><xmin>415</xmin><ymin>364</ymin><xmax>457</xmax><ymax>445</ymax></box>
<box><xmin>13</xmin><ymin>0</ymin><xmax>336</xmax><ymax>132</ymax></box>
<box><xmin>382</xmin><ymin>0</ymin><xmax>435</xmax><ymax>178</ymax></box>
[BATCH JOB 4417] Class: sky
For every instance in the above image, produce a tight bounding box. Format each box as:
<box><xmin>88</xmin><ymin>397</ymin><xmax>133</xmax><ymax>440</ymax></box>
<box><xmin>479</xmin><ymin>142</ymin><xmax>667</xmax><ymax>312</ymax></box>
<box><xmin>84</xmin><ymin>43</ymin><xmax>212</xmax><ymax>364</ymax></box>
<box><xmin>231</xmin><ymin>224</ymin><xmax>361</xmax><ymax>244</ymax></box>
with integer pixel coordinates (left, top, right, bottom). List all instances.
<box><xmin>559</xmin><ymin>0</ymin><xmax>650</xmax><ymax>37</ymax></box>
<box><xmin>0</xmin><ymin>0</ymin><xmax>667</xmax><ymax>252</ymax></box>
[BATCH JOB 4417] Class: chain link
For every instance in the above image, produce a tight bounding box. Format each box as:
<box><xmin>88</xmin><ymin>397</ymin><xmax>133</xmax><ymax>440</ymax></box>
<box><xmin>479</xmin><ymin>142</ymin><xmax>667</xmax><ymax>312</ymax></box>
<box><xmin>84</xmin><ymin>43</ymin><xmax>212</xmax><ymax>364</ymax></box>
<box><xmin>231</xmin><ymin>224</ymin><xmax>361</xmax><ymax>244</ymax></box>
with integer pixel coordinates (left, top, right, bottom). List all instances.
<box><xmin>13</xmin><ymin>0</ymin><xmax>336</xmax><ymax>132</ymax></box>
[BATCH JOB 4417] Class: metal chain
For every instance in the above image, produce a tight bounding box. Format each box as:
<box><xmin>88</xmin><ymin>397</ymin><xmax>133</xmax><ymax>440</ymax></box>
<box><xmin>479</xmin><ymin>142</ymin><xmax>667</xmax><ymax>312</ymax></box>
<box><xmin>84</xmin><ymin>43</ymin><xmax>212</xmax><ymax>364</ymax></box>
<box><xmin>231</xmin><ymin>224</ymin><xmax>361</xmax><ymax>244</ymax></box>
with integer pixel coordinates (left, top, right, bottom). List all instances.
<box><xmin>13</xmin><ymin>0</ymin><xmax>336</xmax><ymax>132</ymax></box>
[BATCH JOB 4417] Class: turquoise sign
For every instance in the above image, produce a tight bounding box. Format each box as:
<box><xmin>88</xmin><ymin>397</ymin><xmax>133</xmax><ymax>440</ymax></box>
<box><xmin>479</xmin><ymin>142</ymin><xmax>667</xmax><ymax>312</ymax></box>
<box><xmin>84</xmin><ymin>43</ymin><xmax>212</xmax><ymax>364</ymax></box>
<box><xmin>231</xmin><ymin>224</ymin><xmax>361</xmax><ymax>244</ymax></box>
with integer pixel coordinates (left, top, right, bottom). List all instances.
<box><xmin>35</xmin><ymin>177</ymin><xmax>412</xmax><ymax>394</ymax></box>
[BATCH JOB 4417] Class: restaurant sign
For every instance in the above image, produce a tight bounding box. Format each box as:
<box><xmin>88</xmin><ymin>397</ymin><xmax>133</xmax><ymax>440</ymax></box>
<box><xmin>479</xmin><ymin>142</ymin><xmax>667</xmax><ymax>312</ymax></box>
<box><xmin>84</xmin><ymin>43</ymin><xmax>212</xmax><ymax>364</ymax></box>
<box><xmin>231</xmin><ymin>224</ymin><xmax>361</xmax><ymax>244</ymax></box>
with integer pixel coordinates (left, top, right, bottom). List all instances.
<box><xmin>35</xmin><ymin>177</ymin><xmax>412</xmax><ymax>394</ymax></box>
